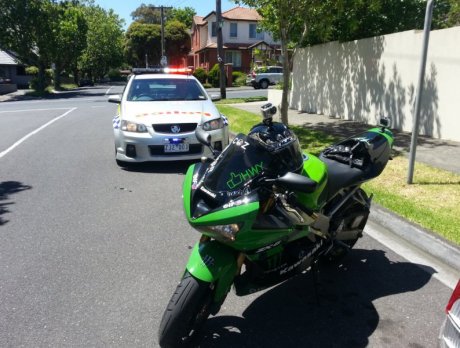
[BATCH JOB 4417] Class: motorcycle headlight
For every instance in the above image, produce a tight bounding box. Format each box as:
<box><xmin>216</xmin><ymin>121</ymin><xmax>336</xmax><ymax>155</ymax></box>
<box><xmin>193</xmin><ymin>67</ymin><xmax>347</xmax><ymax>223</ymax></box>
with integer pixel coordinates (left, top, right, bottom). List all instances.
<box><xmin>121</xmin><ymin>120</ymin><xmax>148</xmax><ymax>133</ymax></box>
<box><xmin>202</xmin><ymin>223</ymin><xmax>242</xmax><ymax>241</ymax></box>
<box><xmin>202</xmin><ymin>118</ymin><xmax>224</xmax><ymax>131</ymax></box>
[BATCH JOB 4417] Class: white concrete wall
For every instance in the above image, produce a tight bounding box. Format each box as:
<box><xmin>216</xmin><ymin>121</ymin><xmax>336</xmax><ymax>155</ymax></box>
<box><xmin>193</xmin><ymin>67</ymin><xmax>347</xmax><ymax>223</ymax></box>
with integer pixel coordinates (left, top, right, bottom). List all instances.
<box><xmin>290</xmin><ymin>27</ymin><xmax>460</xmax><ymax>142</ymax></box>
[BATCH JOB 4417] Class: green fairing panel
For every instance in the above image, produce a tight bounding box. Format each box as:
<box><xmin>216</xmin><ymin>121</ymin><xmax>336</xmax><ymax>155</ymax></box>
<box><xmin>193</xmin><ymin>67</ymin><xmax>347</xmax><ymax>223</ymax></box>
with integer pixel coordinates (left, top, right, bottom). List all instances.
<box><xmin>183</xmin><ymin>164</ymin><xmax>195</xmax><ymax>218</ymax></box>
<box><xmin>186</xmin><ymin>241</ymin><xmax>237</xmax><ymax>302</ymax></box>
<box><xmin>296</xmin><ymin>154</ymin><xmax>327</xmax><ymax>209</ymax></box>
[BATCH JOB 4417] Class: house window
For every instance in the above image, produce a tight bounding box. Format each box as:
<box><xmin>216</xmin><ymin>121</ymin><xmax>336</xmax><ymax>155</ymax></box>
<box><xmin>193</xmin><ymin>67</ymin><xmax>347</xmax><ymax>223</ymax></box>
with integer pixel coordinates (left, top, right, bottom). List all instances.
<box><xmin>230</xmin><ymin>23</ymin><xmax>238</xmax><ymax>38</ymax></box>
<box><xmin>211</xmin><ymin>22</ymin><xmax>217</xmax><ymax>37</ymax></box>
<box><xmin>225</xmin><ymin>51</ymin><xmax>241</xmax><ymax>67</ymax></box>
<box><xmin>249</xmin><ymin>23</ymin><xmax>264</xmax><ymax>40</ymax></box>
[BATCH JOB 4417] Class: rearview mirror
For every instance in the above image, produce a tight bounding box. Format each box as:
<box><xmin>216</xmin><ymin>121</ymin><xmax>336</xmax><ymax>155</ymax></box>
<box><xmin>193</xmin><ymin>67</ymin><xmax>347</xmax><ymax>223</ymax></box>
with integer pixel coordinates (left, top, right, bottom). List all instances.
<box><xmin>195</xmin><ymin>127</ymin><xmax>211</xmax><ymax>146</ymax></box>
<box><xmin>108</xmin><ymin>95</ymin><xmax>122</xmax><ymax>104</ymax></box>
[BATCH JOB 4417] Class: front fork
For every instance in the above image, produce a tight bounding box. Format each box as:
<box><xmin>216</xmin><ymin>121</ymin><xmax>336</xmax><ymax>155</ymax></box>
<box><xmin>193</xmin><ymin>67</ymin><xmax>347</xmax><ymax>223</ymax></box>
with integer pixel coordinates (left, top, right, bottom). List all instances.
<box><xmin>185</xmin><ymin>236</ymin><xmax>241</xmax><ymax>307</ymax></box>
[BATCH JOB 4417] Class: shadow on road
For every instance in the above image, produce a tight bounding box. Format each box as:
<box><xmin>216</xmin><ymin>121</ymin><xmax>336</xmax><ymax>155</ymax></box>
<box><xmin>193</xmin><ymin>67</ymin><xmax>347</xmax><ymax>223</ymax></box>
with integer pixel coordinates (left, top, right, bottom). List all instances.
<box><xmin>0</xmin><ymin>181</ymin><xmax>32</xmax><ymax>226</ymax></box>
<box><xmin>197</xmin><ymin>249</ymin><xmax>434</xmax><ymax>348</ymax></box>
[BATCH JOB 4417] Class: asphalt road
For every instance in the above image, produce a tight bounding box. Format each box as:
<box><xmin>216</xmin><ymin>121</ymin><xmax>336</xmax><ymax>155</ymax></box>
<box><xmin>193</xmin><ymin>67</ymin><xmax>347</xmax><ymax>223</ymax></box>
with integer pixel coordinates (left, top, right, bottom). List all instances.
<box><xmin>0</xmin><ymin>85</ymin><xmax>453</xmax><ymax>347</ymax></box>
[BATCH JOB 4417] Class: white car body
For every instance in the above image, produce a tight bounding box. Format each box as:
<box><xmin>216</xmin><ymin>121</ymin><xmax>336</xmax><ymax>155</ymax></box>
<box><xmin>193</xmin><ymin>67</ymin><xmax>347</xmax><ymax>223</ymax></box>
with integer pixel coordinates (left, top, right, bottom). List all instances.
<box><xmin>110</xmin><ymin>71</ymin><xmax>229</xmax><ymax>164</ymax></box>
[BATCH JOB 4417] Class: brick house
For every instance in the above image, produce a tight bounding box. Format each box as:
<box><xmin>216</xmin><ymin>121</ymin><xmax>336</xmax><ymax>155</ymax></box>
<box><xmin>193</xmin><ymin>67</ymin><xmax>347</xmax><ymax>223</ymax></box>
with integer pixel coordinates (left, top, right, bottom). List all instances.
<box><xmin>189</xmin><ymin>6</ymin><xmax>281</xmax><ymax>74</ymax></box>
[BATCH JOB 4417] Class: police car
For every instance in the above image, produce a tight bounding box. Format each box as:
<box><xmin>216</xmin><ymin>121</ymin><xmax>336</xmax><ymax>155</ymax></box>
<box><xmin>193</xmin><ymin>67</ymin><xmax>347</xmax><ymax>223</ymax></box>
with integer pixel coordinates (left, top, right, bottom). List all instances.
<box><xmin>109</xmin><ymin>67</ymin><xmax>229</xmax><ymax>166</ymax></box>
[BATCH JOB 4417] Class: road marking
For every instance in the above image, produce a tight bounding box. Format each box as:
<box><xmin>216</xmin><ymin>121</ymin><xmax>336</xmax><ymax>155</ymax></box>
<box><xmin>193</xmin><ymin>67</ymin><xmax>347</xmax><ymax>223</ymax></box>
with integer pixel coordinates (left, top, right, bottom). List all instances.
<box><xmin>105</xmin><ymin>86</ymin><xmax>113</xmax><ymax>95</ymax></box>
<box><xmin>365</xmin><ymin>220</ymin><xmax>457</xmax><ymax>289</ymax></box>
<box><xmin>0</xmin><ymin>107</ymin><xmax>77</xmax><ymax>159</ymax></box>
<box><xmin>0</xmin><ymin>107</ymin><xmax>72</xmax><ymax>114</ymax></box>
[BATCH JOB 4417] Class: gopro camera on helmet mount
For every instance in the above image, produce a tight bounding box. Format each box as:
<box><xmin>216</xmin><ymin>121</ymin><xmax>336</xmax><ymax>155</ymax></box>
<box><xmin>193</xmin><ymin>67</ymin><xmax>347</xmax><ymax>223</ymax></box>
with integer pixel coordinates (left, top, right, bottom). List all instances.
<box><xmin>260</xmin><ymin>103</ymin><xmax>277</xmax><ymax>125</ymax></box>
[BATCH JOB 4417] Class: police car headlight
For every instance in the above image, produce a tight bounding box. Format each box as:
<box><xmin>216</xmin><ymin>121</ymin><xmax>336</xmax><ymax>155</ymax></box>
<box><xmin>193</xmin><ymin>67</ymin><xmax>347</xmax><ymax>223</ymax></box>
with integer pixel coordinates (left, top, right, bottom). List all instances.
<box><xmin>121</xmin><ymin>120</ymin><xmax>148</xmax><ymax>133</ymax></box>
<box><xmin>202</xmin><ymin>118</ymin><xmax>224</xmax><ymax>131</ymax></box>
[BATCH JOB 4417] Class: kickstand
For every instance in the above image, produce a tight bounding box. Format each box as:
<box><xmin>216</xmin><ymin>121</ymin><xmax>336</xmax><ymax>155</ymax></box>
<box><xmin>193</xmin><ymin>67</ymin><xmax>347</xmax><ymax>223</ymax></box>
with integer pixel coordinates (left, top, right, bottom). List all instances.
<box><xmin>311</xmin><ymin>259</ymin><xmax>321</xmax><ymax>305</ymax></box>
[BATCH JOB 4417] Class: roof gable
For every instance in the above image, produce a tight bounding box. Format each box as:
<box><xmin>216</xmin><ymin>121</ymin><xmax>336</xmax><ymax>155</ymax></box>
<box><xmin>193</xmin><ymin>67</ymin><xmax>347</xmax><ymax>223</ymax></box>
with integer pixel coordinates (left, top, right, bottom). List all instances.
<box><xmin>202</xmin><ymin>6</ymin><xmax>261</xmax><ymax>22</ymax></box>
<box><xmin>0</xmin><ymin>49</ymin><xmax>20</xmax><ymax>66</ymax></box>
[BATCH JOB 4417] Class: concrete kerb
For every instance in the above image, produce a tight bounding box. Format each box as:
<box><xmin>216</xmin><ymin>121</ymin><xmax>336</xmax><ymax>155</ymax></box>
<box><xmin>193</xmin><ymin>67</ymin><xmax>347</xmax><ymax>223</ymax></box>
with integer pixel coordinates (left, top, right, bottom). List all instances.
<box><xmin>370</xmin><ymin>204</ymin><xmax>460</xmax><ymax>272</ymax></box>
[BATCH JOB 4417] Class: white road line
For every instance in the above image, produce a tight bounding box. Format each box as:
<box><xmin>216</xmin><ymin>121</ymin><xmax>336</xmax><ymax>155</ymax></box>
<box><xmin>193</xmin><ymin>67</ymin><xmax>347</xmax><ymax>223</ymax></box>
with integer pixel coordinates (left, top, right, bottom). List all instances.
<box><xmin>0</xmin><ymin>107</ymin><xmax>72</xmax><ymax>114</ymax></box>
<box><xmin>0</xmin><ymin>107</ymin><xmax>77</xmax><ymax>159</ymax></box>
<box><xmin>105</xmin><ymin>86</ymin><xmax>113</xmax><ymax>95</ymax></box>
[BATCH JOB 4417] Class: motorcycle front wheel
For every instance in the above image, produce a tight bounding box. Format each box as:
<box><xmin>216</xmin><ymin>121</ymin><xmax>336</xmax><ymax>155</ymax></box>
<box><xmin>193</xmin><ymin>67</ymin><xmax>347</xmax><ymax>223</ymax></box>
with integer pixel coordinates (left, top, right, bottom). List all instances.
<box><xmin>158</xmin><ymin>272</ymin><xmax>213</xmax><ymax>347</ymax></box>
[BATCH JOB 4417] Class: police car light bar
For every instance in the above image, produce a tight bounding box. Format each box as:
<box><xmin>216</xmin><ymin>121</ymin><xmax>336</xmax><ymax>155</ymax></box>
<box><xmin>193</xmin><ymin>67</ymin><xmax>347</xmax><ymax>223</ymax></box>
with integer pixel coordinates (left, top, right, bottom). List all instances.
<box><xmin>132</xmin><ymin>67</ymin><xmax>193</xmax><ymax>75</ymax></box>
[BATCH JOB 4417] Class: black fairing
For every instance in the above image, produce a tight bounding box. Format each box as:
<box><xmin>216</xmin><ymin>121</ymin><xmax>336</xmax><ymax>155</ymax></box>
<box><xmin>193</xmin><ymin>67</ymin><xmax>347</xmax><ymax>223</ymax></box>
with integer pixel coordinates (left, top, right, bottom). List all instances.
<box><xmin>202</xmin><ymin>132</ymin><xmax>303</xmax><ymax>194</ymax></box>
<box><xmin>320</xmin><ymin>131</ymin><xmax>392</xmax><ymax>200</ymax></box>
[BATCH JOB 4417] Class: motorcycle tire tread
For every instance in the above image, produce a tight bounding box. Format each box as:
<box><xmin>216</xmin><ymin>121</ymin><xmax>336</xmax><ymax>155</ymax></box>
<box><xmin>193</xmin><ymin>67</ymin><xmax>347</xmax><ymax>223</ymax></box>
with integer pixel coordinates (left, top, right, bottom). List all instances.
<box><xmin>158</xmin><ymin>272</ymin><xmax>212</xmax><ymax>347</ymax></box>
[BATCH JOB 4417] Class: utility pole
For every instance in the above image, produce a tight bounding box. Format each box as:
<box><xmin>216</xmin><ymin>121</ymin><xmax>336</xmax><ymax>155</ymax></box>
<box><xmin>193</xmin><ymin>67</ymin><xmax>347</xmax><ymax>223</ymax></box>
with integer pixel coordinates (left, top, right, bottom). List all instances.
<box><xmin>407</xmin><ymin>0</ymin><xmax>434</xmax><ymax>184</ymax></box>
<box><xmin>216</xmin><ymin>0</ymin><xmax>226</xmax><ymax>99</ymax></box>
<box><xmin>160</xmin><ymin>6</ymin><xmax>166</xmax><ymax>66</ymax></box>
<box><xmin>148</xmin><ymin>5</ymin><xmax>172</xmax><ymax>66</ymax></box>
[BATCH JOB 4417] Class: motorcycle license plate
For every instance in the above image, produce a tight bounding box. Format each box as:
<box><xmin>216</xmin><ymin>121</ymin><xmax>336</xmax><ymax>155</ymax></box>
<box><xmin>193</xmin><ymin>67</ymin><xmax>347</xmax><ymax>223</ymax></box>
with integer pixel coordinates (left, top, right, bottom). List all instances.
<box><xmin>164</xmin><ymin>143</ymin><xmax>189</xmax><ymax>153</ymax></box>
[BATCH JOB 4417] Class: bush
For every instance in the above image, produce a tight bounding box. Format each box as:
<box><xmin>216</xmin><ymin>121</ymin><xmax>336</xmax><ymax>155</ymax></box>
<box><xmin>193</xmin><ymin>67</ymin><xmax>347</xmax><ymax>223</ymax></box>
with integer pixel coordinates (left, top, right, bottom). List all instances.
<box><xmin>208</xmin><ymin>64</ymin><xmax>220</xmax><ymax>87</ymax></box>
<box><xmin>28</xmin><ymin>67</ymin><xmax>53</xmax><ymax>90</ymax></box>
<box><xmin>26</xmin><ymin>66</ymin><xmax>39</xmax><ymax>75</ymax></box>
<box><xmin>193</xmin><ymin>67</ymin><xmax>207</xmax><ymax>84</ymax></box>
<box><xmin>232</xmin><ymin>71</ymin><xmax>246</xmax><ymax>87</ymax></box>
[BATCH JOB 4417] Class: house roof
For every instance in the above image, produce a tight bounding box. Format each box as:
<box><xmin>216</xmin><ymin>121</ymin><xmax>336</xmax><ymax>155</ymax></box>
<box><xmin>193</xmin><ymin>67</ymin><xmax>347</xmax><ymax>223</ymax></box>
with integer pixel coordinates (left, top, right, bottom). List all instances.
<box><xmin>0</xmin><ymin>49</ymin><xmax>20</xmax><ymax>66</ymax></box>
<box><xmin>203</xmin><ymin>6</ymin><xmax>261</xmax><ymax>22</ymax></box>
<box><xmin>193</xmin><ymin>16</ymin><xmax>206</xmax><ymax>26</ymax></box>
<box><xmin>222</xmin><ymin>7</ymin><xmax>261</xmax><ymax>21</ymax></box>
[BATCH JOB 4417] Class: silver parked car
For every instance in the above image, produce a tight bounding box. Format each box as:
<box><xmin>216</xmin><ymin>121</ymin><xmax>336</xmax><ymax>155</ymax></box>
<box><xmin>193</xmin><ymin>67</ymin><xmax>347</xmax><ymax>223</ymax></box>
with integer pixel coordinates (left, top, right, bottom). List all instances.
<box><xmin>439</xmin><ymin>280</ymin><xmax>460</xmax><ymax>347</ymax></box>
<box><xmin>109</xmin><ymin>68</ymin><xmax>229</xmax><ymax>167</ymax></box>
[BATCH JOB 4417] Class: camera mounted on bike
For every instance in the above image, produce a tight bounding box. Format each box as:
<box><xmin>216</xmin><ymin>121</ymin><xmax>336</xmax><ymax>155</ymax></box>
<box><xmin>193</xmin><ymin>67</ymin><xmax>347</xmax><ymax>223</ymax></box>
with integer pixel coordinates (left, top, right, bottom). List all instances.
<box><xmin>260</xmin><ymin>103</ymin><xmax>277</xmax><ymax>126</ymax></box>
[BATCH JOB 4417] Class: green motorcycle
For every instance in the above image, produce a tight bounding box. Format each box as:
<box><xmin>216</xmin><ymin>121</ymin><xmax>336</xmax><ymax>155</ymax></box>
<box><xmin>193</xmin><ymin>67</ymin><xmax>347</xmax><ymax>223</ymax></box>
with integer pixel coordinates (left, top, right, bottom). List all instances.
<box><xmin>158</xmin><ymin>103</ymin><xmax>394</xmax><ymax>347</ymax></box>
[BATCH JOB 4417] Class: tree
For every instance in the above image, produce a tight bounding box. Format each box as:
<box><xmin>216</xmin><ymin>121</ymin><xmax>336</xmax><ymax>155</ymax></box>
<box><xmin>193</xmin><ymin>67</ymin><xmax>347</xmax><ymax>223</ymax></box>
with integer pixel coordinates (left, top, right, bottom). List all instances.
<box><xmin>236</xmin><ymin>0</ymin><xmax>332</xmax><ymax>124</ymax></box>
<box><xmin>124</xmin><ymin>22</ymin><xmax>162</xmax><ymax>67</ymax></box>
<box><xmin>165</xmin><ymin>20</ymin><xmax>191</xmax><ymax>65</ymax></box>
<box><xmin>0</xmin><ymin>0</ymin><xmax>61</xmax><ymax>92</ymax></box>
<box><xmin>78</xmin><ymin>6</ymin><xmax>124</xmax><ymax>80</ymax></box>
<box><xmin>124</xmin><ymin>18</ymin><xmax>191</xmax><ymax>67</ymax></box>
<box><xmin>237</xmin><ymin>0</ymin><xmax>454</xmax><ymax>124</ymax></box>
<box><xmin>169</xmin><ymin>7</ymin><xmax>196</xmax><ymax>28</ymax></box>
<box><xmin>130</xmin><ymin>3</ymin><xmax>165</xmax><ymax>24</ymax></box>
<box><xmin>52</xmin><ymin>2</ymin><xmax>88</xmax><ymax>88</ymax></box>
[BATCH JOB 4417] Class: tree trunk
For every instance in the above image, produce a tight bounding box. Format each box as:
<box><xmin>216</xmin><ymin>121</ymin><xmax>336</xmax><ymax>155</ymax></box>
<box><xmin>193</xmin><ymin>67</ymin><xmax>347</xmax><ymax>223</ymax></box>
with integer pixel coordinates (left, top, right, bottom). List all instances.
<box><xmin>54</xmin><ymin>67</ymin><xmax>61</xmax><ymax>91</ymax></box>
<box><xmin>37</xmin><ymin>63</ymin><xmax>46</xmax><ymax>94</ymax></box>
<box><xmin>280</xmin><ymin>36</ymin><xmax>290</xmax><ymax>125</ymax></box>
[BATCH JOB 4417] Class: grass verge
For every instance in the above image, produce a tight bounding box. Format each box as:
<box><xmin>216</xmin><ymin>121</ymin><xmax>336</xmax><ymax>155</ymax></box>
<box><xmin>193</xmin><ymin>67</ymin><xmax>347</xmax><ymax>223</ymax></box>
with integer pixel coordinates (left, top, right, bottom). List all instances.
<box><xmin>214</xmin><ymin>96</ymin><xmax>267</xmax><ymax>104</ymax></box>
<box><xmin>217</xmin><ymin>104</ymin><xmax>460</xmax><ymax>245</ymax></box>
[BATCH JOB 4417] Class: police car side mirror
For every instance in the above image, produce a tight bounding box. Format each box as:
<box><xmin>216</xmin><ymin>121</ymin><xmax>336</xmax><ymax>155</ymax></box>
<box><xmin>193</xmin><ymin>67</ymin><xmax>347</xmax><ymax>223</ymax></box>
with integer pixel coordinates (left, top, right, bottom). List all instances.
<box><xmin>210</xmin><ymin>94</ymin><xmax>221</xmax><ymax>101</ymax></box>
<box><xmin>108</xmin><ymin>95</ymin><xmax>121</xmax><ymax>104</ymax></box>
<box><xmin>195</xmin><ymin>127</ymin><xmax>211</xmax><ymax>146</ymax></box>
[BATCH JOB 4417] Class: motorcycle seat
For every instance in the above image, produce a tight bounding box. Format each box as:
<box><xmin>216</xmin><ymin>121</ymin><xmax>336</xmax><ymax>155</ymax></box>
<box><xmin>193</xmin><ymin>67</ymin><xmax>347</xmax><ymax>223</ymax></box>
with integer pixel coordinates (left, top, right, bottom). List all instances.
<box><xmin>319</xmin><ymin>154</ymin><xmax>367</xmax><ymax>200</ymax></box>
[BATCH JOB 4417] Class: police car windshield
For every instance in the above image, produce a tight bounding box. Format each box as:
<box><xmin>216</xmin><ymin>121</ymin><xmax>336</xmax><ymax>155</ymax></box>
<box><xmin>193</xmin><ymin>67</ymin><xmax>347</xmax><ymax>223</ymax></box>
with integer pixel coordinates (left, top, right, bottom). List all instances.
<box><xmin>127</xmin><ymin>78</ymin><xmax>207</xmax><ymax>102</ymax></box>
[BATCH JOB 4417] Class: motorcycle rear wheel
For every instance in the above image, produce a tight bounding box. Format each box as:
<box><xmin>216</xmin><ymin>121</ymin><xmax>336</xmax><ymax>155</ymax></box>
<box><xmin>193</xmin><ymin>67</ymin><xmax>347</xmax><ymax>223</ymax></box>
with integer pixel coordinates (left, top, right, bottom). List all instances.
<box><xmin>158</xmin><ymin>272</ymin><xmax>212</xmax><ymax>347</ymax></box>
<box><xmin>323</xmin><ymin>190</ymin><xmax>369</xmax><ymax>263</ymax></box>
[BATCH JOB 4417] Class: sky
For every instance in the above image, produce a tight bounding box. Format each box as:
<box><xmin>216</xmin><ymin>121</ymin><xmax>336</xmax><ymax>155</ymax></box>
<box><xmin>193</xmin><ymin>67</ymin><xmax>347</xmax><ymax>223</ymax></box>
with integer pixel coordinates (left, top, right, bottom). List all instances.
<box><xmin>94</xmin><ymin>0</ymin><xmax>238</xmax><ymax>30</ymax></box>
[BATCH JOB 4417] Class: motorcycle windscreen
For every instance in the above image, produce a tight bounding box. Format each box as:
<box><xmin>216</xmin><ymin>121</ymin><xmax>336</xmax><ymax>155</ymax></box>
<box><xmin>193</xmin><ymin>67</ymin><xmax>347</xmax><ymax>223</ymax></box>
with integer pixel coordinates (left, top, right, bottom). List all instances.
<box><xmin>203</xmin><ymin>134</ymin><xmax>273</xmax><ymax>193</ymax></box>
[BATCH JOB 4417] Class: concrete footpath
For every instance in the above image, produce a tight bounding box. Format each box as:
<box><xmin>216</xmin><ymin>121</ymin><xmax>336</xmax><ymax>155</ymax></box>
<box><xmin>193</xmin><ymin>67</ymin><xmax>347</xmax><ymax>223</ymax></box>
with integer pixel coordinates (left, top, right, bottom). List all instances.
<box><xmin>230</xmin><ymin>101</ymin><xmax>460</xmax><ymax>284</ymax></box>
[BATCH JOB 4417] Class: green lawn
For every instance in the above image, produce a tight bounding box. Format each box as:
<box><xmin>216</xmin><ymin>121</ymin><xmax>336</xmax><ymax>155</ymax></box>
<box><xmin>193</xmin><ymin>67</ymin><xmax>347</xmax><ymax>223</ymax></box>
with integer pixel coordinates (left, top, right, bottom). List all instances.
<box><xmin>217</xmin><ymin>104</ymin><xmax>460</xmax><ymax>245</ymax></box>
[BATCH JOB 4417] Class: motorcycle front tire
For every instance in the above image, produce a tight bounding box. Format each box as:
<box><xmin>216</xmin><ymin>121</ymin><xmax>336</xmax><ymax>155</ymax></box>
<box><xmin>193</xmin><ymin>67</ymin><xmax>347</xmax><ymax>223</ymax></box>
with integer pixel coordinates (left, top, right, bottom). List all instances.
<box><xmin>158</xmin><ymin>272</ymin><xmax>212</xmax><ymax>347</ymax></box>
